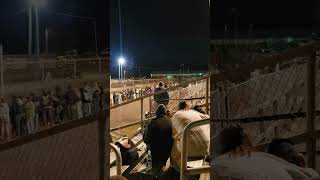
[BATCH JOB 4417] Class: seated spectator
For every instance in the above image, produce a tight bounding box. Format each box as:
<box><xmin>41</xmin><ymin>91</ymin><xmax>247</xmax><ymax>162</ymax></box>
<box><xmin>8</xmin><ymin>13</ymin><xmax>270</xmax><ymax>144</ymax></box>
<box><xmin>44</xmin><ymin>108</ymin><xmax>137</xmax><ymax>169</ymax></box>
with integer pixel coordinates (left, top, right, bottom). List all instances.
<box><xmin>154</xmin><ymin>82</ymin><xmax>169</xmax><ymax>107</ymax></box>
<box><xmin>143</xmin><ymin>104</ymin><xmax>173</xmax><ymax>174</ymax></box>
<box><xmin>211</xmin><ymin>126</ymin><xmax>320</xmax><ymax>180</ymax></box>
<box><xmin>267</xmin><ymin>138</ymin><xmax>319</xmax><ymax>176</ymax></box>
<box><xmin>115</xmin><ymin>137</ymin><xmax>139</xmax><ymax>166</ymax></box>
<box><xmin>170</xmin><ymin>101</ymin><xmax>209</xmax><ymax>171</ymax></box>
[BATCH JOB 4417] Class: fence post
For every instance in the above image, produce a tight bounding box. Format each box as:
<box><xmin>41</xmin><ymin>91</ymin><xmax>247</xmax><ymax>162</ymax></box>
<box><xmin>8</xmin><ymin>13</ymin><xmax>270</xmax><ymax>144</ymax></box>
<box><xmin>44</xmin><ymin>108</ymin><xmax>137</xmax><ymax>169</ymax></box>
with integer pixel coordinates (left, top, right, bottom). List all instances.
<box><xmin>0</xmin><ymin>45</ymin><xmax>3</xmax><ymax>97</ymax></box>
<box><xmin>99</xmin><ymin>57</ymin><xmax>102</xmax><ymax>73</ymax></box>
<box><xmin>141</xmin><ymin>99</ymin><xmax>144</xmax><ymax>134</ymax></box>
<box><xmin>205</xmin><ymin>76</ymin><xmax>209</xmax><ymax>114</ymax></box>
<box><xmin>73</xmin><ymin>59</ymin><xmax>77</xmax><ymax>78</ymax></box>
<box><xmin>306</xmin><ymin>50</ymin><xmax>316</xmax><ymax>169</ymax></box>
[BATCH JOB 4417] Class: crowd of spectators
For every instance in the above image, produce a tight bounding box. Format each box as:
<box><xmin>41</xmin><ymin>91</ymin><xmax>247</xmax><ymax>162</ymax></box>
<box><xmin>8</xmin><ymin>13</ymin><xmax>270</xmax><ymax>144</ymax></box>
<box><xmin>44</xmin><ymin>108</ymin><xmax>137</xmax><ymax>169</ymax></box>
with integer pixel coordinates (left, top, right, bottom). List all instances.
<box><xmin>110</xmin><ymin>82</ymin><xmax>173</xmax><ymax>106</ymax></box>
<box><xmin>0</xmin><ymin>82</ymin><xmax>107</xmax><ymax>142</ymax></box>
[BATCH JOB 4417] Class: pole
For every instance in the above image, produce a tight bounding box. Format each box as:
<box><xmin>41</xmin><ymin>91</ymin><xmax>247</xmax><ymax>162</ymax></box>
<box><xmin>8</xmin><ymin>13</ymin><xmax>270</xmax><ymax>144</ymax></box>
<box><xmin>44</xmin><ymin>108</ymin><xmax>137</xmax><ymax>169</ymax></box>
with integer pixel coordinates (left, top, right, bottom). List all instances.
<box><xmin>35</xmin><ymin>6</ymin><xmax>40</xmax><ymax>59</ymax></box>
<box><xmin>0</xmin><ymin>45</ymin><xmax>3</xmax><ymax>97</ymax></box>
<box><xmin>141</xmin><ymin>99</ymin><xmax>144</xmax><ymax>134</ymax></box>
<box><xmin>94</xmin><ymin>21</ymin><xmax>98</xmax><ymax>57</ymax></box>
<box><xmin>45</xmin><ymin>28</ymin><xmax>48</xmax><ymax>55</ymax></box>
<box><xmin>28</xmin><ymin>6</ymin><xmax>33</xmax><ymax>56</ymax></box>
<box><xmin>118</xmin><ymin>64</ymin><xmax>121</xmax><ymax>79</ymax></box>
<box><xmin>306</xmin><ymin>50</ymin><xmax>316</xmax><ymax>169</ymax></box>
<box><xmin>118</xmin><ymin>0</ymin><xmax>123</xmax><ymax>55</ymax></box>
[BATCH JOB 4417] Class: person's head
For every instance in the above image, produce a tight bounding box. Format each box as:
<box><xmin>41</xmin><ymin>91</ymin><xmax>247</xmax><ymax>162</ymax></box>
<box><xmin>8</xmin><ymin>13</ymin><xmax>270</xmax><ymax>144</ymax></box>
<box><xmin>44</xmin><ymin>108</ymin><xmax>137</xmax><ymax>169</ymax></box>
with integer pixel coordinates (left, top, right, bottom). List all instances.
<box><xmin>178</xmin><ymin>101</ymin><xmax>188</xmax><ymax>110</ymax></box>
<box><xmin>158</xmin><ymin>81</ymin><xmax>164</xmax><ymax>87</ymax></box>
<box><xmin>194</xmin><ymin>105</ymin><xmax>205</xmax><ymax>114</ymax></box>
<box><xmin>110</xmin><ymin>175</ymin><xmax>128</xmax><ymax>180</ymax></box>
<box><xmin>0</xmin><ymin>97</ymin><xmax>5</xmax><ymax>103</ymax></box>
<box><xmin>156</xmin><ymin>104</ymin><xmax>167</xmax><ymax>117</ymax></box>
<box><xmin>267</xmin><ymin>138</ymin><xmax>305</xmax><ymax>167</ymax></box>
<box><xmin>26</xmin><ymin>96</ymin><xmax>32</xmax><ymax>102</ymax></box>
<box><xmin>214</xmin><ymin>126</ymin><xmax>253</xmax><ymax>157</ymax></box>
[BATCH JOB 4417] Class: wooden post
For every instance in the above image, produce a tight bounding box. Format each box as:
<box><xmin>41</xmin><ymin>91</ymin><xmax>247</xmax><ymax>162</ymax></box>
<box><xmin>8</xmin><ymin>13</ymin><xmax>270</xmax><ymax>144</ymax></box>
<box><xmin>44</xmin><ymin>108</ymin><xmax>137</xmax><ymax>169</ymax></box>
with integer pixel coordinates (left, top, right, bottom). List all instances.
<box><xmin>141</xmin><ymin>99</ymin><xmax>144</xmax><ymax>134</ymax></box>
<box><xmin>206</xmin><ymin>76</ymin><xmax>209</xmax><ymax>114</ymax></box>
<box><xmin>209</xmin><ymin>51</ymin><xmax>216</xmax><ymax>160</ymax></box>
<box><xmin>306</xmin><ymin>50</ymin><xmax>316</xmax><ymax>169</ymax></box>
<box><xmin>99</xmin><ymin>57</ymin><xmax>110</xmax><ymax>180</ymax></box>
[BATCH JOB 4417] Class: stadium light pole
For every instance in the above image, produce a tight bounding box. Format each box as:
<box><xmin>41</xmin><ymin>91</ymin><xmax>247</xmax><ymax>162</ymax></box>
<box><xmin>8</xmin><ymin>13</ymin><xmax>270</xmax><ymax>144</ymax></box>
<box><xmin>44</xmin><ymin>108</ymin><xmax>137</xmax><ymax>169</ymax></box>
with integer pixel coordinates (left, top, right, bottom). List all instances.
<box><xmin>30</xmin><ymin>0</ymin><xmax>46</xmax><ymax>59</ymax></box>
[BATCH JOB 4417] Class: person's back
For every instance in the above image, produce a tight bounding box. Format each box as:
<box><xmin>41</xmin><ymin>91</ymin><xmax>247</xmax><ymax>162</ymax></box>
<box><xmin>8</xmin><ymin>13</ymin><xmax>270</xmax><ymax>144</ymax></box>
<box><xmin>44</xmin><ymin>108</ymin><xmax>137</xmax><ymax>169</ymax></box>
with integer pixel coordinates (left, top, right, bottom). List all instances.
<box><xmin>154</xmin><ymin>82</ymin><xmax>169</xmax><ymax>106</ymax></box>
<box><xmin>143</xmin><ymin>104</ymin><xmax>173</xmax><ymax>171</ymax></box>
<box><xmin>211</xmin><ymin>127</ymin><xmax>319</xmax><ymax>180</ymax></box>
<box><xmin>170</xmin><ymin>101</ymin><xmax>209</xmax><ymax>170</ymax></box>
<box><xmin>212</xmin><ymin>151</ymin><xmax>317</xmax><ymax>180</ymax></box>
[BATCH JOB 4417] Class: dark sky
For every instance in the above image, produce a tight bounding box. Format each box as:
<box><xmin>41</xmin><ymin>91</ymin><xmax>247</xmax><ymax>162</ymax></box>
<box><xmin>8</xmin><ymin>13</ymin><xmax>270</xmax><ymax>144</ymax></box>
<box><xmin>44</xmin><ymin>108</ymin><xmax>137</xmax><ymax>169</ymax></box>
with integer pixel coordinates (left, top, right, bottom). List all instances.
<box><xmin>110</xmin><ymin>0</ymin><xmax>210</xmax><ymax>77</ymax></box>
<box><xmin>211</xmin><ymin>0</ymin><xmax>318</xmax><ymax>37</ymax></box>
<box><xmin>0</xmin><ymin>0</ymin><xmax>108</xmax><ymax>54</ymax></box>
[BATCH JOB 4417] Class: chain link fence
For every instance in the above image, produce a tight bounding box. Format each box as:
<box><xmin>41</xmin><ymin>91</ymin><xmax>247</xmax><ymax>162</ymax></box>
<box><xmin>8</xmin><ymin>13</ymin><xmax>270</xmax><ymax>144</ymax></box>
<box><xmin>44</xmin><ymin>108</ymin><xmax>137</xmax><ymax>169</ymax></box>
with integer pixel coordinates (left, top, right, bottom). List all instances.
<box><xmin>0</xmin><ymin>56</ymin><xmax>108</xmax><ymax>98</ymax></box>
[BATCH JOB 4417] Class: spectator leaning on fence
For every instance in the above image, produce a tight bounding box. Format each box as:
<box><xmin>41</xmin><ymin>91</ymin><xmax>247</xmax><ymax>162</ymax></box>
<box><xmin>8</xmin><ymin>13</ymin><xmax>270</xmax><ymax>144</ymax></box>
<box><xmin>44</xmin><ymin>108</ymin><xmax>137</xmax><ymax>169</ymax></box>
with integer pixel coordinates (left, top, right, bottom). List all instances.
<box><xmin>154</xmin><ymin>81</ymin><xmax>169</xmax><ymax>107</ymax></box>
<box><xmin>0</xmin><ymin>98</ymin><xmax>11</xmax><ymax>141</ymax></box>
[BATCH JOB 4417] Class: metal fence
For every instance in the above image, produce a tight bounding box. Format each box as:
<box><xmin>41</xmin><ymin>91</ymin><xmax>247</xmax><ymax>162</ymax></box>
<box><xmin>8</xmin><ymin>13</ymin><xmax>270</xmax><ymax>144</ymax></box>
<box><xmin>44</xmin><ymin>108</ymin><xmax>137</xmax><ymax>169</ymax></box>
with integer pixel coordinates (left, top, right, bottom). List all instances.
<box><xmin>0</xmin><ymin>48</ymin><xmax>107</xmax><ymax>97</ymax></box>
<box><xmin>109</xmin><ymin>76</ymin><xmax>210</xmax><ymax>140</ymax></box>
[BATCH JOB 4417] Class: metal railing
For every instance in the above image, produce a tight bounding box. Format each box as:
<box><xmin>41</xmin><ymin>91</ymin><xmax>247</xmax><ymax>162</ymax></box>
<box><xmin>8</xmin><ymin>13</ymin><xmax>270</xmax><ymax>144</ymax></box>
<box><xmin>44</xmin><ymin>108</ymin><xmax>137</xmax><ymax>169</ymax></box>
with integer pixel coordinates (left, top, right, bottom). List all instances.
<box><xmin>180</xmin><ymin>110</ymin><xmax>320</xmax><ymax>180</ymax></box>
<box><xmin>110</xmin><ymin>143</ymin><xmax>122</xmax><ymax>176</ymax></box>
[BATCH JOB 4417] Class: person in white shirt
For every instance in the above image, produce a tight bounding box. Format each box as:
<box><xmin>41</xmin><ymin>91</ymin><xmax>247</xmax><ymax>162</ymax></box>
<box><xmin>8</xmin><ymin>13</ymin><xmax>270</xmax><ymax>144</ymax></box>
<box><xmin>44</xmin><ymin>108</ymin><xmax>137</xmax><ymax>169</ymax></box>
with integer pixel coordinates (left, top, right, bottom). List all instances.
<box><xmin>0</xmin><ymin>98</ymin><xmax>11</xmax><ymax>141</ymax></box>
<box><xmin>170</xmin><ymin>101</ymin><xmax>210</xmax><ymax>171</ymax></box>
<box><xmin>211</xmin><ymin>126</ymin><xmax>320</xmax><ymax>180</ymax></box>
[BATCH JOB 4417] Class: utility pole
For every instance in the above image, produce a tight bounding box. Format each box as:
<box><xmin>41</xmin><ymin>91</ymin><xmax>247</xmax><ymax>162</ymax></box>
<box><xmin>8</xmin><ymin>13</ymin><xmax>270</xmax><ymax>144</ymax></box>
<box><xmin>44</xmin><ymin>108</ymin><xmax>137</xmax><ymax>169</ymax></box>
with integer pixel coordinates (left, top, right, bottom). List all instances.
<box><xmin>28</xmin><ymin>6</ymin><xmax>33</xmax><ymax>56</ymax></box>
<box><xmin>45</xmin><ymin>28</ymin><xmax>49</xmax><ymax>55</ymax></box>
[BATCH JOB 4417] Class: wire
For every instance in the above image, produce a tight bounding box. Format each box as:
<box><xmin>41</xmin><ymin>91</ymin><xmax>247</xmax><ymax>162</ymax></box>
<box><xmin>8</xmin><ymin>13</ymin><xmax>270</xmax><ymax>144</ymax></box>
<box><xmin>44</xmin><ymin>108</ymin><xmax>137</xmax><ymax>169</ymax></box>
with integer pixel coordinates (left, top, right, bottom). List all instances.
<box><xmin>44</xmin><ymin>9</ymin><xmax>95</xmax><ymax>20</ymax></box>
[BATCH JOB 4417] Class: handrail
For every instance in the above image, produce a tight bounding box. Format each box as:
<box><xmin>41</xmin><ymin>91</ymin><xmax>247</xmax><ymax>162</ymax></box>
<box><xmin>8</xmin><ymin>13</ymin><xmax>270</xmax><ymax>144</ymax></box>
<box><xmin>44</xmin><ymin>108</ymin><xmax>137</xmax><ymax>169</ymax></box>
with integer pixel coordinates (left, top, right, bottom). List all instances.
<box><xmin>110</xmin><ymin>75</ymin><xmax>208</xmax><ymax>109</ymax></box>
<box><xmin>180</xmin><ymin>111</ymin><xmax>320</xmax><ymax>180</ymax></box>
<box><xmin>181</xmin><ymin>119</ymin><xmax>211</xmax><ymax>180</ymax></box>
<box><xmin>110</xmin><ymin>143</ymin><xmax>122</xmax><ymax>176</ymax></box>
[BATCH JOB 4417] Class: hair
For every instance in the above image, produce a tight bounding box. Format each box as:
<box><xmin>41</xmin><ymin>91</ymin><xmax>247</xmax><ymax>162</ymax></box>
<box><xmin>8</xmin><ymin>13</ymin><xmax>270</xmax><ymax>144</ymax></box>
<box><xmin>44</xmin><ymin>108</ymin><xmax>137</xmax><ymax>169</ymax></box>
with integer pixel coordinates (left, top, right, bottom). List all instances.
<box><xmin>110</xmin><ymin>175</ymin><xmax>128</xmax><ymax>180</ymax></box>
<box><xmin>266</xmin><ymin>138</ymin><xmax>302</xmax><ymax>166</ymax></box>
<box><xmin>214</xmin><ymin>126</ymin><xmax>253</xmax><ymax>157</ymax></box>
<box><xmin>158</xmin><ymin>81</ymin><xmax>164</xmax><ymax>87</ymax></box>
<box><xmin>156</xmin><ymin>104</ymin><xmax>167</xmax><ymax>117</ymax></box>
<box><xmin>178</xmin><ymin>101</ymin><xmax>188</xmax><ymax>110</ymax></box>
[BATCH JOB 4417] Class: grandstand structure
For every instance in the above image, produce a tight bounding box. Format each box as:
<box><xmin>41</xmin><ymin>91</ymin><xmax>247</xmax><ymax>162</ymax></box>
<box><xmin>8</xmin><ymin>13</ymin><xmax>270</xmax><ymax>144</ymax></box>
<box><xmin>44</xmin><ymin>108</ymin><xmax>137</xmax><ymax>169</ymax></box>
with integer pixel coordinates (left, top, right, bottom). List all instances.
<box><xmin>0</xmin><ymin>43</ymin><xmax>319</xmax><ymax>180</ymax></box>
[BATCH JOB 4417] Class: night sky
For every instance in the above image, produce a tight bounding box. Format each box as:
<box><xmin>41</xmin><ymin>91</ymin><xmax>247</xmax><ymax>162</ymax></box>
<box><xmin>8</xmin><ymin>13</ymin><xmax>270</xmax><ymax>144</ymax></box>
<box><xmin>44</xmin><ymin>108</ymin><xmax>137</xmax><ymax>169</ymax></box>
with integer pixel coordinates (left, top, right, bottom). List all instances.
<box><xmin>211</xmin><ymin>0</ymin><xmax>318</xmax><ymax>37</ymax></box>
<box><xmin>0</xmin><ymin>0</ymin><xmax>108</xmax><ymax>55</ymax></box>
<box><xmin>110</xmin><ymin>0</ymin><xmax>210</xmax><ymax>77</ymax></box>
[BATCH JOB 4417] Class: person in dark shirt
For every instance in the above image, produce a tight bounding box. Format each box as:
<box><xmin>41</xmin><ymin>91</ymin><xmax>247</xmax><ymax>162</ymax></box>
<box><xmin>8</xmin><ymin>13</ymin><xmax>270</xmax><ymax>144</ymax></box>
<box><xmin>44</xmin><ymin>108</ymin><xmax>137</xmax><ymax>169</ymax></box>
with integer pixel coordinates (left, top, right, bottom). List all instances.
<box><xmin>143</xmin><ymin>104</ymin><xmax>173</xmax><ymax>174</ymax></box>
<box><xmin>154</xmin><ymin>82</ymin><xmax>169</xmax><ymax>107</ymax></box>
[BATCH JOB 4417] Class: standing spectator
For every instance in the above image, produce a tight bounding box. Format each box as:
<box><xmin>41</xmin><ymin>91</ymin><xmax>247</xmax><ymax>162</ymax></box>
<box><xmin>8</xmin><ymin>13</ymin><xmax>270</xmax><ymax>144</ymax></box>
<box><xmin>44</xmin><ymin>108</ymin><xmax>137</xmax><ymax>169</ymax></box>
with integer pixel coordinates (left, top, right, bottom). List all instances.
<box><xmin>31</xmin><ymin>93</ymin><xmax>41</xmax><ymax>131</ymax></box>
<box><xmin>81</xmin><ymin>87</ymin><xmax>92</xmax><ymax>117</ymax></box>
<box><xmin>143</xmin><ymin>104</ymin><xmax>173</xmax><ymax>174</ymax></box>
<box><xmin>154</xmin><ymin>82</ymin><xmax>170</xmax><ymax>107</ymax></box>
<box><xmin>74</xmin><ymin>88</ymin><xmax>83</xmax><ymax>119</ymax></box>
<box><xmin>0</xmin><ymin>98</ymin><xmax>11</xmax><ymax>141</ymax></box>
<box><xmin>92</xmin><ymin>89</ymin><xmax>100</xmax><ymax>113</ymax></box>
<box><xmin>24</xmin><ymin>97</ymin><xmax>35</xmax><ymax>134</ymax></box>
<box><xmin>12</xmin><ymin>96</ymin><xmax>24</xmax><ymax>137</ymax></box>
<box><xmin>65</xmin><ymin>86</ymin><xmax>77</xmax><ymax>120</ymax></box>
<box><xmin>110</xmin><ymin>93</ymin><xmax>114</xmax><ymax>106</ymax></box>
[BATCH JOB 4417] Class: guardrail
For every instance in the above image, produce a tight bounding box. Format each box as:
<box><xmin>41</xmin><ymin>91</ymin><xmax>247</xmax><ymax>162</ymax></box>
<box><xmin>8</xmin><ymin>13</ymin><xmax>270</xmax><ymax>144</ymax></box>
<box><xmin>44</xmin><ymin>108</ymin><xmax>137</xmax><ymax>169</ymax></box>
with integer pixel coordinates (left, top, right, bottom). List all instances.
<box><xmin>180</xmin><ymin>110</ymin><xmax>320</xmax><ymax>180</ymax></box>
<box><xmin>110</xmin><ymin>143</ymin><xmax>122</xmax><ymax>176</ymax></box>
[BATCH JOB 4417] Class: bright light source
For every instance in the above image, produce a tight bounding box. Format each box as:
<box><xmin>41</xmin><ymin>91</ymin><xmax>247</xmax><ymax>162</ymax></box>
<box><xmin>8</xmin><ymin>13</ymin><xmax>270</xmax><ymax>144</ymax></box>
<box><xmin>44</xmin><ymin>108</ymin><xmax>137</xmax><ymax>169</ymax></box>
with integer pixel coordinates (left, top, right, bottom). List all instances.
<box><xmin>118</xmin><ymin>57</ymin><xmax>125</xmax><ymax>65</ymax></box>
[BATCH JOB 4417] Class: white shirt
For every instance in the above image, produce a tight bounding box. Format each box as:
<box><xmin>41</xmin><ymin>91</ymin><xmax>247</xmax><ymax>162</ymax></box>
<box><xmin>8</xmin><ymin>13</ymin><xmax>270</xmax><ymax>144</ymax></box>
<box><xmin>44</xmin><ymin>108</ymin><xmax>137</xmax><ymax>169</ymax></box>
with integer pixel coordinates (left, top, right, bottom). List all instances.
<box><xmin>211</xmin><ymin>152</ymin><xmax>319</xmax><ymax>180</ymax></box>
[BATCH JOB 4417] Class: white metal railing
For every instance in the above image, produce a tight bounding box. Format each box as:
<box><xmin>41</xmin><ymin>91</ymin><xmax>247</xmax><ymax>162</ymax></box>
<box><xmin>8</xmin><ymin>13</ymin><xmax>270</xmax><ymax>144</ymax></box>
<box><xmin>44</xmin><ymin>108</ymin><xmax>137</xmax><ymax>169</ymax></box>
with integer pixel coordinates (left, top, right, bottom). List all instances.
<box><xmin>110</xmin><ymin>143</ymin><xmax>122</xmax><ymax>176</ymax></box>
<box><xmin>180</xmin><ymin>118</ymin><xmax>210</xmax><ymax>180</ymax></box>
